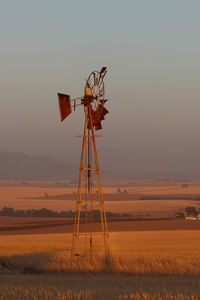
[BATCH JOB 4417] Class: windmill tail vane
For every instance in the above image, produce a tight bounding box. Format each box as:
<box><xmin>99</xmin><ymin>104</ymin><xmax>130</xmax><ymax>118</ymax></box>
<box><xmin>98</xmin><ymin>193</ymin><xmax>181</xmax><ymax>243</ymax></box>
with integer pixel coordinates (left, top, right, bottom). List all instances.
<box><xmin>57</xmin><ymin>67</ymin><xmax>110</xmax><ymax>262</ymax></box>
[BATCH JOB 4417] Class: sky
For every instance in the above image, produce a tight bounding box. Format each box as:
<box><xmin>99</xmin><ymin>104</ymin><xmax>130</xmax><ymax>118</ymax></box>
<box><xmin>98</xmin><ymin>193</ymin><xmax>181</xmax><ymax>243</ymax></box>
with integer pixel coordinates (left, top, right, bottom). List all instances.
<box><xmin>0</xmin><ymin>0</ymin><xmax>200</xmax><ymax>175</ymax></box>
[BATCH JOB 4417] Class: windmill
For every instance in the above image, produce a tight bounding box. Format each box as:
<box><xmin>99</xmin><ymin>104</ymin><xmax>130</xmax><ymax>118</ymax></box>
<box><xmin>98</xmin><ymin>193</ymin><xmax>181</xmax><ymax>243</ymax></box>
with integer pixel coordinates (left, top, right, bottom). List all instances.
<box><xmin>57</xmin><ymin>67</ymin><xmax>110</xmax><ymax>262</ymax></box>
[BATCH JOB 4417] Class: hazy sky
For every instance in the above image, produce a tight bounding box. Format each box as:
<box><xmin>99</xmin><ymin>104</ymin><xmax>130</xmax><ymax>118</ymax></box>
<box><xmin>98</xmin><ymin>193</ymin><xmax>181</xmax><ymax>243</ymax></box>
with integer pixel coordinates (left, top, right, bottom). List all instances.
<box><xmin>1</xmin><ymin>1</ymin><xmax>200</xmax><ymax>170</ymax></box>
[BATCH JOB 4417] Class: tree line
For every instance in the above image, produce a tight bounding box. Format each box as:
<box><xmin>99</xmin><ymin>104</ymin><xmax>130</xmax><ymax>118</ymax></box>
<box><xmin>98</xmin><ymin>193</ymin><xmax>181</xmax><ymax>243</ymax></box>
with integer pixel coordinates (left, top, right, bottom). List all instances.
<box><xmin>0</xmin><ymin>207</ymin><xmax>132</xmax><ymax>219</ymax></box>
<box><xmin>175</xmin><ymin>206</ymin><xmax>200</xmax><ymax>218</ymax></box>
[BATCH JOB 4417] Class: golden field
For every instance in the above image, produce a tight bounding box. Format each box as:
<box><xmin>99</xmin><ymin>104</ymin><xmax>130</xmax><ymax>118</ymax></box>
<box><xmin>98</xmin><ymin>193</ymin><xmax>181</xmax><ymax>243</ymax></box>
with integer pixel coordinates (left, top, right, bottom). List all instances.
<box><xmin>0</xmin><ymin>180</ymin><xmax>200</xmax><ymax>218</ymax></box>
<box><xmin>0</xmin><ymin>231</ymin><xmax>200</xmax><ymax>299</ymax></box>
<box><xmin>0</xmin><ymin>231</ymin><xmax>200</xmax><ymax>275</ymax></box>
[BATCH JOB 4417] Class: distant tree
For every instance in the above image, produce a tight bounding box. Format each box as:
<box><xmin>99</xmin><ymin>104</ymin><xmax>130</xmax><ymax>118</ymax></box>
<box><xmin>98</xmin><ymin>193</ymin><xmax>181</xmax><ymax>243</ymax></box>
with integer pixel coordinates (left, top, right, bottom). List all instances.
<box><xmin>0</xmin><ymin>207</ymin><xmax>133</xmax><ymax>219</ymax></box>
<box><xmin>182</xmin><ymin>184</ymin><xmax>189</xmax><ymax>188</ymax></box>
<box><xmin>117</xmin><ymin>187</ymin><xmax>121</xmax><ymax>193</ymax></box>
<box><xmin>2</xmin><ymin>207</ymin><xmax>14</xmax><ymax>216</ymax></box>
<box><xmin>21</xmin><ymin>181</ymin><xmax>29</xmax><ymax>186</ymax></box>
<box><xmin>186</xmin><ymin>206</ymin><xmax>198</xmax><ymax>217</ymax></box>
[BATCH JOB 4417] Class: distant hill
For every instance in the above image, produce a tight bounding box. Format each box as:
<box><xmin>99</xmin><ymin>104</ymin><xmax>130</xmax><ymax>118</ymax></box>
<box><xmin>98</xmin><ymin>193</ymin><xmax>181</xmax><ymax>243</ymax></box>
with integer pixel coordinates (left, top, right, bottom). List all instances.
<box><xmin>99</xmin><ymin>146</ymin><xmax>200</xmax><ymax>179</ymax></box>
<box><xmin>0</xmin><ymin>151</ymin><xmax>76</xmax><ymax>179</ymax></box>
<box><xmin>0</xmin><ymin>148</ymin><xmax>200</xmax><ymax>180</ymax></box>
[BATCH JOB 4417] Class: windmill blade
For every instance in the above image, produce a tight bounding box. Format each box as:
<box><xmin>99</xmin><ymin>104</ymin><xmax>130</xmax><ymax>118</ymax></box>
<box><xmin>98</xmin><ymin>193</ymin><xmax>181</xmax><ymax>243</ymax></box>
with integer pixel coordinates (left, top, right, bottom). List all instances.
<box><xmin>100</xmin><ymin>67</ymin><xmax>107</xmax><ymax>76</ymax></box>
<box><xmin>100</xmin><ymin>106</ymin><xmax>109</xmax><ymax>119</ymax></box>
<box><xmin>100</xmin><ymin>99</ymin><xmax>108</xmax><ymax>104</ymax></box>
<box><xmin>91</xmin><ymin>104</ymin><xmax>109</xmax><ymax>125</ymax></box>
<box><xmin>99</xmin><ymin>68</ymin><xmax>107</xmax><ymax>88</ymax></box>
<box><xmin>91</xmin><ymin>111</ymin><xmax>99</xmax><ymax>126</ymax></box>
<box><xmin>57</xmin><ymin>93</ymin><xmax>72</xmax><ymax>122</ymax></box>
<box><xmin>95</xmin><ymin>122</ymin><xmax>102</xmax><ymax>131</ymax></box>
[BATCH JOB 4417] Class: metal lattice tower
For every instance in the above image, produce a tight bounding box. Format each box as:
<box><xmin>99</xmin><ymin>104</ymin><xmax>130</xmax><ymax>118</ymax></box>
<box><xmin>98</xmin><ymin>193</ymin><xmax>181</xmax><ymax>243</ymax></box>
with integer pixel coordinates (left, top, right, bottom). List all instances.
<box><xmin>57</xmin><ymin>67</ymin><xmax>110</xmax><ymax>262</ymax></box>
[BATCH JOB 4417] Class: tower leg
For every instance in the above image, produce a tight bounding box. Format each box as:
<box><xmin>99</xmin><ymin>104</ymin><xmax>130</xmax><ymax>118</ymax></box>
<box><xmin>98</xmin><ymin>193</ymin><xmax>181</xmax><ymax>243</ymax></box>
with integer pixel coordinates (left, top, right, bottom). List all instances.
<box><xmin>71</xmin><ymin>108</ymin><xmax>88</xmax><ymax>260</ymax></box>
<box><xmin>88</xmin><ymin>106</ymin><xmax>110</xmax><ymax>261</ymax></box>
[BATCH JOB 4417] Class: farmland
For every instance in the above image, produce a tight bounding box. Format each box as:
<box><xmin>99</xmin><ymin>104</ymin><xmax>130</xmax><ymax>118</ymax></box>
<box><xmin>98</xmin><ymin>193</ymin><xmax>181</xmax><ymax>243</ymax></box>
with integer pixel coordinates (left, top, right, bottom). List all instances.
<box><xmin>0</xmin><ymin>180</ymin><xmax>200</xmax><ymax>218</ymax></box>
<box><xmin>0</xmin><ymin>180</ymin><xmax>200</xmax><ymax>299</ymax></box>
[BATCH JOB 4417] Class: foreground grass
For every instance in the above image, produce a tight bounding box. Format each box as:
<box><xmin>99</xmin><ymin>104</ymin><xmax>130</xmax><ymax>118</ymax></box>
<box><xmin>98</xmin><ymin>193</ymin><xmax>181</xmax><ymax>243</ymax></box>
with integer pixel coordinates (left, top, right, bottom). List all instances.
<box><xmin>0</xmin><ymin>273</ymin><xmax>200</xmax><ymax>300</ymax></box>
<box><xmin>0</xmin><ymin>231</ymin><xmax>200</xmax><ymax>299</ymax></box>
<box><xmin>0</xmin><ymin>231</ymin><xmax>200</xmax><ymax>275</ymax></box>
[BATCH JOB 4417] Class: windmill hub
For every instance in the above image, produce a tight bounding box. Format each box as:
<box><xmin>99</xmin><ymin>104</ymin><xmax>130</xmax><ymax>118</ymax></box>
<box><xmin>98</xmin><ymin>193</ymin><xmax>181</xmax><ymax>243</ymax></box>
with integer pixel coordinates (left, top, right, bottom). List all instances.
<box><xmin>84</xmin><ymin>83</ymin><xmax>93</xmax><ymax>102</ymax></box>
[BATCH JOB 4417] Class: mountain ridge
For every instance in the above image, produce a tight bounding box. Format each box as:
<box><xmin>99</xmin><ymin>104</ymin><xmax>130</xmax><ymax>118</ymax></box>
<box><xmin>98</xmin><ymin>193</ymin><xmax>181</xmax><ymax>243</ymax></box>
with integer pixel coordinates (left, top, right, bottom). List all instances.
<box><xmin>0</xmin><ymin>150</ymin><xmax>76</xmax><ymax>179</ymax></box>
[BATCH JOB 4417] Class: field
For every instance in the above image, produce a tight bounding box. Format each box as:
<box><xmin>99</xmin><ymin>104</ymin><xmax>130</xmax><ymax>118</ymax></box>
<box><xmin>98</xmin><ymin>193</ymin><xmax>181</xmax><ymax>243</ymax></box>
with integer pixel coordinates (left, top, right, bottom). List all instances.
<box><xmin>0</xmin><ymin>180</ymin><xmax>200</xmax><ymax>218</ymax></box>
<box><xmin>1</xmin><ymin>273</ymin><xmax>199</xmax><ymax>300</ymax></box>
<box><xmin>0</xmin><ymin>231</ymin><xmax>200</xmax><ymax>299</ymax></box>
<box><xmin>0</xmin><ymin>180</ymin><xmax>200</xmax><ymax>299</ymax></box>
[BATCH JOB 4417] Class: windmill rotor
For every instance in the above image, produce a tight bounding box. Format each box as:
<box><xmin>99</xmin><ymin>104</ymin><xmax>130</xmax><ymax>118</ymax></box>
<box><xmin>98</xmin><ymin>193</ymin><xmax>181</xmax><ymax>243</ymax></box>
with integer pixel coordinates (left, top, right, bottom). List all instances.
<box><xmin>57</xmin><ymin>67</ymin><xmax>109</xmax><ymax>130</ymax></box>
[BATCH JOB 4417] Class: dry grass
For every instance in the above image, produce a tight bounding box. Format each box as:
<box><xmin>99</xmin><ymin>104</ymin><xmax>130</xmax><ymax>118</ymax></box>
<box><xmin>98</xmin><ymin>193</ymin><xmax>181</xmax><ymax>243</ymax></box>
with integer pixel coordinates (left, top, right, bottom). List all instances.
<box><xmin>0</xmin><ymin>273</ymin><xmax>199</xmax><ymax>299</ymax></box>
<box><xmin>0</xmin><ymin>231</ymin><xmax>200</xmax><ymax>275</ymax></box>
<box><xmin>0</xmin><ymin>231</ymin><xmax>200</xmax><ymax>299</ymax></box>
